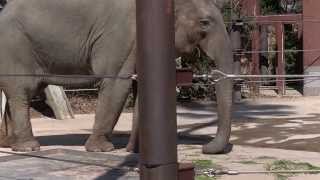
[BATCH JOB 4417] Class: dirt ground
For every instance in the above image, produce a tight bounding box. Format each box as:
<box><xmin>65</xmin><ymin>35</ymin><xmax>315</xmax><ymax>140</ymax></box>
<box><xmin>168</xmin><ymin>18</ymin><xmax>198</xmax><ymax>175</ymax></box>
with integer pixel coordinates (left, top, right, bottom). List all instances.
<box><xmin>177</xmin><ymin>96</ymin><xmax>320</xmax><ymax>179</ymax></box>
<box><xmin>7</xmin><ymin>95</ymin><xmax>320</xmax><ymax>179</ymax></box>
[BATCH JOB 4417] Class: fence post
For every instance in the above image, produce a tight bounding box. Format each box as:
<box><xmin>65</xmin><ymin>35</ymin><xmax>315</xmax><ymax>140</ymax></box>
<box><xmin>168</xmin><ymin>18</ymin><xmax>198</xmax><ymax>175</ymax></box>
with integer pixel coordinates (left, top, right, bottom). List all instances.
<box><xmin>231</xmin><ymin>23</ymin><xmax>242</xmax><ymax>102</ymax></box>
<box><xmin>276</xmin><ymin>23</ymin><xmax>285</xmax><ymax>95</ymax></box>
<box><xmin>136</xmin><ymin>0</ymin><xmax>178</xmax><ymax>179</ymax></box>
<box><xmin>0</xmin><ymin>91</ymin><xmax>5</xmax><ymax>121</ymax></box>
<box><xmin>250</xmin><ymin>0</ymin><xmax>261</xmax><ymax>96</ymax></box>
<box><xmin>44</xmin><ymin>85</ymin><xmax>74</xmax><ymax>120</ymax></box>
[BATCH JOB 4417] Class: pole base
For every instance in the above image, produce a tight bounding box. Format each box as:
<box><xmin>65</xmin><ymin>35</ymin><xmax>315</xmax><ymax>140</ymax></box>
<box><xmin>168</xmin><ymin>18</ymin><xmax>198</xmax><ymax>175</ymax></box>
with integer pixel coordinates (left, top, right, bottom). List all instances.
<box><xmin>139</xmin><ymin>163</ymin><xmax>195</xmax><ymax>180</ymax></box>
<box><xmin>140</xmin><ymin>163</ymin><xmax>178</xmax><ymax>180</ymax></box>
<box><xmin>178</xmin><ymin>163</ymin><xmax>195</xmax><ymax>180</ymax></box>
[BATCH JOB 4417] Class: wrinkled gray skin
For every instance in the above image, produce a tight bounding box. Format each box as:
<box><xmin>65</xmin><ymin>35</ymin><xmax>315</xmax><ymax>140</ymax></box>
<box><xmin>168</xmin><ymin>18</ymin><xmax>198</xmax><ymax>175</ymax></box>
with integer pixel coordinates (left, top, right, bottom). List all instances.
<box><xmin>0</xmin><ymin>0</ymin><xmax>233</xmax><ymax>154</ymax></box>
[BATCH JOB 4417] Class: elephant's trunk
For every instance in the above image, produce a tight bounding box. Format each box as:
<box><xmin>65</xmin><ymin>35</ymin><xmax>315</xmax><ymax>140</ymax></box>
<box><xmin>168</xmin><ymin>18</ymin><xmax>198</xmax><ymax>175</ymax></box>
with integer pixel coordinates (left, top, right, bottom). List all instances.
<box><xmin>201</xmin><ymin>24</ymin><xmax>234</xmax><ymax>154</ymax></box>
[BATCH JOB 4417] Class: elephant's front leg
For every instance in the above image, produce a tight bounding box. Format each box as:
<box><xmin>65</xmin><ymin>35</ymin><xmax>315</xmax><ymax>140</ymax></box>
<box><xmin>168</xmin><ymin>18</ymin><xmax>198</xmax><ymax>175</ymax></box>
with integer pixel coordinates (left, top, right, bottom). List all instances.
<box><xmin>202</xmin><ymin>78</ymin><xmax>233</xmax><ymax>154</ymax></box>
<box><xmin>126</xmin><ymin>80</ymin><xmax>139</xmax><ymax>152</ymax></box>
<box><xmin>85</xmin><ymin>77</ymin><xmax>132</xmax><ymax>152</ymax></box>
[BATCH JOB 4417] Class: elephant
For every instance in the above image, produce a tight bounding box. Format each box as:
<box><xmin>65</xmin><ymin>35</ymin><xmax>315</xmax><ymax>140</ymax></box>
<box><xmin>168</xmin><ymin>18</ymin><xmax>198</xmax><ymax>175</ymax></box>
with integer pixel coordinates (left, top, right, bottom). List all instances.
<box><xmin>0</xmin><ymin>0</ymin><xmax>233</xmax><ymax>154</ymax></box>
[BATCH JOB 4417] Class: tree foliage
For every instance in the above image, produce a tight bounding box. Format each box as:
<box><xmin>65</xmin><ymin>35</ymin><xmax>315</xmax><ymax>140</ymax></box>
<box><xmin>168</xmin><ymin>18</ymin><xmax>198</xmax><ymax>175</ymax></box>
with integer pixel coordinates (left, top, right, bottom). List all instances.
<box><xmin>261</xmin><ymin>0</ymin><xmax>283</xmax><ymax>15</ymax></box>
<box><xmin>261</xmin><ymin>0</ymin><xmax>302</xmax><ymax>15</ymax></box>
<box><xmin>261</xmin><ymin>0</ymin><xmax>303</xmax><ymax>77</ymax></box>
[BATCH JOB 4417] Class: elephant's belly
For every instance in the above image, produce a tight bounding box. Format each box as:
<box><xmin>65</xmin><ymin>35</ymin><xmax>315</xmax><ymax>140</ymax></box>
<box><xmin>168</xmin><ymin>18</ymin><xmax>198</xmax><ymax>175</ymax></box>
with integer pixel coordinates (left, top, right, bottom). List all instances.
<box><xmin>45</xmin><ymin>62</ymin><xmax>92</xmax><ymax>75</ymax></box>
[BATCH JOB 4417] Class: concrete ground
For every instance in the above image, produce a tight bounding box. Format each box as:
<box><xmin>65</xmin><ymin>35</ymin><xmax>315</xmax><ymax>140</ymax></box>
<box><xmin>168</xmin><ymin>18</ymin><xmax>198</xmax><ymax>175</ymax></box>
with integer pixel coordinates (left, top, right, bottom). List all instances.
<box><xmin>1</xmin><ymin>96</ymin><xmax>320</xmax><ymax>179</ymax></box>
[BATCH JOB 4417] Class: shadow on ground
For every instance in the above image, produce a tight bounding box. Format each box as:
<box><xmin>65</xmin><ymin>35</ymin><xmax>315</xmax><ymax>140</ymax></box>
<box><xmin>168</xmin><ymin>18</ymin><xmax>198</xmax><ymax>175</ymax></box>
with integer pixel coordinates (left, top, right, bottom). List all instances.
<box><xmin>37</xmin><ymin>133</ymin><xmax>129</xmax><ymax>149</ymax></box>
<box><xmin>177</xmin><ymin>101</ymin><xmax>320</xmax><ymax>152</ymax></box>
<box><xmin>34</xmin><ymin>100</ymin><xmax>320</xmax><ymax>153</ymax></box>
<box><xmin>95</xmin><ymin>153</ymin><xmax>138</xmax><ymax>180</ymax></box>
<box><xmin>0</xmin><ymin>148</ymin><xmax>139</xmax><ymax>180</ymax></box>
<box><xmin>231</xmin><ymin>113</ymin><xmax>320</xmax><ymax>152</ymax></box>
<box><xmin>36</xmin><ymin>132</ymin><xmax>212</xmax><ymax>149</ymax></box>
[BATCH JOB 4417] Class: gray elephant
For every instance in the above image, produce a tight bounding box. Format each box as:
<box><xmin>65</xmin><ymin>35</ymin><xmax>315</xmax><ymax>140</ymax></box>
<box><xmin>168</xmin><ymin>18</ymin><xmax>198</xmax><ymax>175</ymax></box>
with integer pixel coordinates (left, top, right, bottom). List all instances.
<box><xmin>0</xmin><ymin>0</ymin><xmax>233</xmax><ymax>154</ymax></box>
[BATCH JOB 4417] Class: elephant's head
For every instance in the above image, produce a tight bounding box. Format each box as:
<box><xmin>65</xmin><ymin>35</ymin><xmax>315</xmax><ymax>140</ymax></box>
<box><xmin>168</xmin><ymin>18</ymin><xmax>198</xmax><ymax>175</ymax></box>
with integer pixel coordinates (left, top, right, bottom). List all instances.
<box><xmin>175</xmin><ymin>0</ymin><xmax>232</xmax><ymax>63</ymax></box>
<box><xmin>175</xmin><ymin>0</ymin><xmax>233</xmax><ymax>154</ymax></box>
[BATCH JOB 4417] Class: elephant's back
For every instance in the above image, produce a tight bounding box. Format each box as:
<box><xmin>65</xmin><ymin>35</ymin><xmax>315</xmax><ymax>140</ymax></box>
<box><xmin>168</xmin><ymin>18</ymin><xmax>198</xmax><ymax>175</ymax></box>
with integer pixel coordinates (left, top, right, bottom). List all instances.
<box><xmin>0</xmin><ymin>0</ymin><xmax>136</xmax><ymax>32</ymax></box>
<box><xmin>0</xmin><ymin>0</ymin><xmax>136</xmax><ymax>74</ymax></box>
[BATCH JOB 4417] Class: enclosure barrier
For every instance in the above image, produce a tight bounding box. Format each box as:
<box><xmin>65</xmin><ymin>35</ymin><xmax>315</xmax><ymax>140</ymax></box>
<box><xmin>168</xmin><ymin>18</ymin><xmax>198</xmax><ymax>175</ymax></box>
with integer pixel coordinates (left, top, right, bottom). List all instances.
<box><xmin>2</xmin><ymin>70</ymin><xmax>320</xmax><ymax>85</ymax></box>
<box><xmin>1</xmin><ymin>71</ymin><xmax>320</xmax><ymax>179</ymax></box>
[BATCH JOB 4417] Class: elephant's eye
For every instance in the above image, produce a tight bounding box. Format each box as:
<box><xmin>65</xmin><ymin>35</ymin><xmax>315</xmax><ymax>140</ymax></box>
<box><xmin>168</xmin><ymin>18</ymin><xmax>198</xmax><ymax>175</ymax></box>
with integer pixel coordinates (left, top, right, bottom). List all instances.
<box><xmin>199</xmin><ymin>19</ymin><xmax>211</xmax><ymax>30</ymax></box>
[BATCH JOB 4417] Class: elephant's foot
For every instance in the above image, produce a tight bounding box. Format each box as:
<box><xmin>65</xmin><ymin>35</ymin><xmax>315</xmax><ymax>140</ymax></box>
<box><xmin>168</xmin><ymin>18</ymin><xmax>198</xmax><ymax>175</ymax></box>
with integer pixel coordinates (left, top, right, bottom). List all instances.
<box><xmin>85</xmin><ymin>135</ymin><xmax>114</xmax><ymax>152</ymax></box>
<box><xmin>126</xmin><ymin>142</ymin><xmax>134</xmax><ymax>152</ymax></box>
<box><xmin>11</xmin><ymin>139</ymin><xmax>40</xmax><ymax>152</ymax></box>
<box><xmin>126</xmin><ymin>140</ymin><xmax>139</xmax><ymax>153</ymax></box>
<box><xmin>202</xmin><ymin>139</ymin><xmax>233</xmax><ymax>154</ymax></box>
<box><xmin>0</xmin><ymin>133</ymin><xmax>14</xmax><ymax>148</ymax></box>
<box><xmin>126</xmin><ymin>133</ymin><xmax>139</xmax><ymax>153</ymax></box>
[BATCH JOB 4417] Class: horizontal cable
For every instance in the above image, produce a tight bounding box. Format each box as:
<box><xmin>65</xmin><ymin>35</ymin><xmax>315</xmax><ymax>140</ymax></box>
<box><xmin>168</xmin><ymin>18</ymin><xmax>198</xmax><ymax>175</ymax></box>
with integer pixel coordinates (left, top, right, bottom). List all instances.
<box><xmin>200</xmin><ymin>168</ymin><xmax>320</xmax><ymax>177</ymax></box>
<box><xmin>242</xmin><ymin>78</ymin><xmax>305</xmax><ymax>83</ymax></box>
<box><xmin>0</xmin><ymin>71</ymin><xmax>319</xmax><ymax>90</ymax></box>
<box><xmin>224</xmin><ymin>17</ymin><xmax>320</xmax><ymax>24</ymax></box>
<box><xmin>177</xmin><ymin>82</ymin><xmax>216</xmax><ymax>87</ymax></box>
<box><xmin>211</xmin><ymin>70</ymin><xmax>320</xmax><ymax>79</ymax></box>
<box><xmin>233</xmin><ymin>49</ymin><xmax>320</xmax><ymax>55</ymax></box>
<box><xmin>0</xmin><ymin>72</ymin><xmax>314</xmax><ymax>81</ymax></box>
<box><xmin>0</xmin><ymin>73</ymin><xmax>137</xmax><ymax>80</ymax></box>
<box><xmin>241</xmin><ymin>77</ymin><xmax>320</xmax><ymax>83</ymax></box>
<box><xmin>225</xmin><ymin>19</ymin><xmax>320</xmax><ymax>24</ymax></box>
<box><xmin>192</xmin><ymin>71</ymin><xmax>320</xmax><ymax>85</ymax></box>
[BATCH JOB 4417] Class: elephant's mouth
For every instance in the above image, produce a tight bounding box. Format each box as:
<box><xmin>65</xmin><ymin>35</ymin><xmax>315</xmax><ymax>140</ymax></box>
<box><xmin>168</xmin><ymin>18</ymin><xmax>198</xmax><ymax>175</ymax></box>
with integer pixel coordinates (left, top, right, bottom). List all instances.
<box><xmin>176</xmin><ymin>45</ymin><xmax>203</xmax><ymax>60</ymax></box>
<box><xmin>175</xmin><ymin>41</ymin><xmax>201</xmax><ymax>57</ymax></box>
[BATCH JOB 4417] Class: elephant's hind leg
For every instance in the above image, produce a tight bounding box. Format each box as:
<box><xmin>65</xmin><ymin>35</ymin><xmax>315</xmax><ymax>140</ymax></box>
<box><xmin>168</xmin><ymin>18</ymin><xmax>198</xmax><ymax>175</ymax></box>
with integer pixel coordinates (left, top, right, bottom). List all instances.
<box><xmin>4</xmin><ymin>90</ymin><xmax>39</xmax><ymax>151</ymax></box>
<box><xmin>85</xmin><ymin>56</ymin><xmax>135</xmax><ymax>152</ymax></box>
<box><xmin>85</xmin><ymin>77</ymin><xmax>133</xmax><ymax>152</ymax></box>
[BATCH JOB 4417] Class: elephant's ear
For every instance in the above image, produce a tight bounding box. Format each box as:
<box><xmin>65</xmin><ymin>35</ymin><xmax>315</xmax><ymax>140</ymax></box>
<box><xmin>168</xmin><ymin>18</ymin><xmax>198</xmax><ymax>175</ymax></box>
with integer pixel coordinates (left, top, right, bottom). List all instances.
<box><xmin>213</xmin><ymin>0</ymin><xmax>228</xmax><ymax>9</ymax></box>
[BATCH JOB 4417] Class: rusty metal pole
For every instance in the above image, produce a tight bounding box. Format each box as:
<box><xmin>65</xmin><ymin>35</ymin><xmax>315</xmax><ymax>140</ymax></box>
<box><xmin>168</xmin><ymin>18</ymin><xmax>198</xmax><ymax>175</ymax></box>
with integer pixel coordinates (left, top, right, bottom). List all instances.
<box><xmin>251</xmin><ymin>0</ymin><xmax>261</xmax><ymax>96</ymax></box>
<box><xmin>136</xmin><ymin>0</ymin><xmax>178</xmax><ymax>179</ymax></box>
<box><xmin>251</xmin><ymin>27</ymin><xmax>260</xmax><ymax>95</ymax></box>
<box><xmin>276</xmin><ymin>22</ymin><xmax>285</xmax><ymax>95</ymax></box>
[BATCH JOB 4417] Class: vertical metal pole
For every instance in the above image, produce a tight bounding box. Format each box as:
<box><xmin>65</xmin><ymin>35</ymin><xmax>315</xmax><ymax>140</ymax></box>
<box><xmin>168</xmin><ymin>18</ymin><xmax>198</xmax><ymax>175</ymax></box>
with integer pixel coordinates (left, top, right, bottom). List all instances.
<box><xmin>250</xmin><ymin>0</ymin><xmax>261</xmax><ymax>95</ymax></box>
<box><xmin>136</xmin><ymin>0</ymin><xmax>178</xmax><ymax>179</ymax></box>
<box><xmin>231</xmin><ymin>24</ymin><xmax>242</xmax><ymax>102</ymax></box>
<box><xmin>276</xmin><ymin>22</ymin><xmax>285</xmax><ymax>95</ymax></box>
<box><xmin>251</xmin><ymin>27</ymin><xmax>260</xmax><ymax>95</ymax></box>
<box><xmin>230</xmin><ymin>1</ymin><xmax>242</xmax><ymax>102</ymax></box>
